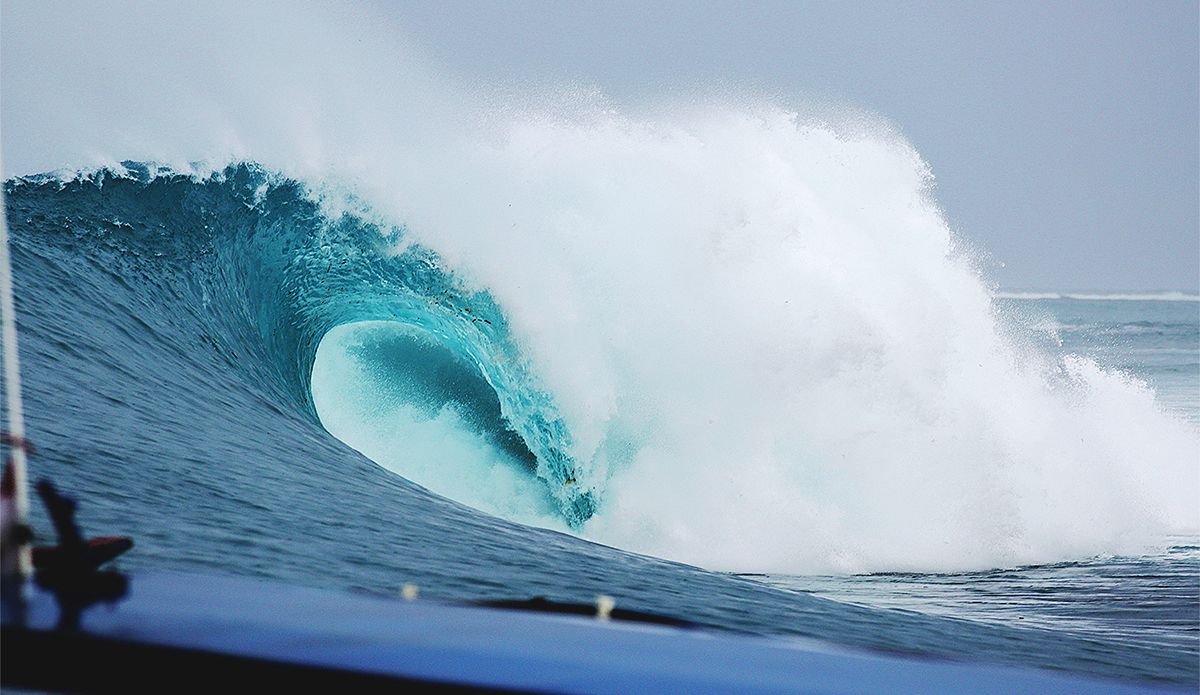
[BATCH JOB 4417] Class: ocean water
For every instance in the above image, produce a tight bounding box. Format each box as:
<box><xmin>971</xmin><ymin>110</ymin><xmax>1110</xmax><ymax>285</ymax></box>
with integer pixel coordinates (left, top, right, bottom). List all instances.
<box><xmin>3</xmin><ymin>154</ymin><xmax>1197</xmax><ymax>687</ymax></box>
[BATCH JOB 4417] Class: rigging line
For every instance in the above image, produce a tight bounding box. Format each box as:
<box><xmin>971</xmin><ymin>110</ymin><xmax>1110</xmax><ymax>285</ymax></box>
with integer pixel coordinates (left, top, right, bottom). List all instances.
<box><xmin>0</xmin><ymin>176</ymin><xmax>33</xmax><ymax>580</ymax></box>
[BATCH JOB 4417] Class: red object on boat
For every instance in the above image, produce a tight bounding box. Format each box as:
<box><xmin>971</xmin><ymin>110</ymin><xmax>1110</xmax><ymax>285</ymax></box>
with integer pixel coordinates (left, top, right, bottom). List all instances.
<box><xmin>31</xmin><ymin>536</ymin><xmax>132</xmax><ymax>571</ymax></box>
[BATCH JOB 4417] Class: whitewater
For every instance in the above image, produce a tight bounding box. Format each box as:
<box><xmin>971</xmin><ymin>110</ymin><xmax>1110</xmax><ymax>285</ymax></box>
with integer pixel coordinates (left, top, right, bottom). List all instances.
<box><xmin>301</xmin><ymin>107</ymin><xmax>1197</xmax><ymax>575</ymax></box>
<box><xmin>2</xmin><ymin>0</ymin><xmax>1197</xmax><ymax>687</ymax></box>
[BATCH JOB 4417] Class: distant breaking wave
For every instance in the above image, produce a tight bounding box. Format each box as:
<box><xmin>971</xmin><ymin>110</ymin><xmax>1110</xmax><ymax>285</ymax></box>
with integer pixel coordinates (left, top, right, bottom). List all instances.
<box><xmin>995</xmin><ymin>291</ymin><xmax>1200</xmax><ymax>301</ymax></box>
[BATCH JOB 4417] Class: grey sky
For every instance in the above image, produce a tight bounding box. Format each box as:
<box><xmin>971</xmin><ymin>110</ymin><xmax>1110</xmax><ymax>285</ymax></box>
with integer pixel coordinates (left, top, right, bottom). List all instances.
<box><xmin>365</xmin><ymin>1</ymin><xmax>1198</xmax><ymax>292</ymax></box>
<box><xmin>4</xmin><ymin>1</ymin><xmax>1196</xmax><ymax>291</ymax></box>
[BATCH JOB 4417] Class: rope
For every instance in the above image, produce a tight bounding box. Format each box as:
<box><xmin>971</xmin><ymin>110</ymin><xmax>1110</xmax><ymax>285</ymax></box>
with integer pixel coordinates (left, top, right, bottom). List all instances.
<box><xmin>0</xmin><ymin>178</ymin><xmax>32</xmax><ymax>579</ymax></box>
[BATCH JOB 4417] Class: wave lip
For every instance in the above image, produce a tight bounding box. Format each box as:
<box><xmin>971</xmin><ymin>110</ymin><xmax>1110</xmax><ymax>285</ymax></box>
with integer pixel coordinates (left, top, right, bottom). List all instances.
<box><xmin>5</xmin><ymin>161</ymin><xmax>597</xmax><ymax>528</ymax></box>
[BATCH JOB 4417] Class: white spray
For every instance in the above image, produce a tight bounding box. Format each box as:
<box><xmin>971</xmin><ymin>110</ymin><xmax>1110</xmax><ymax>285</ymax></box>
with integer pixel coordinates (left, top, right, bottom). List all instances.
<box><xmin>384</xmin><ymin>108</ymin><xmax>1198</xmax><ymax>573</ymax></box>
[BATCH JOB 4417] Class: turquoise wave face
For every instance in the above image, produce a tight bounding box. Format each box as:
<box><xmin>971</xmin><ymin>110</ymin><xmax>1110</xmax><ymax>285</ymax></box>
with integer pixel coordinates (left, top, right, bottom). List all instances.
<box><xmin>4</xmin><ymin>162</ymin><xmax>596</xmax><ymax>526</ymax></box>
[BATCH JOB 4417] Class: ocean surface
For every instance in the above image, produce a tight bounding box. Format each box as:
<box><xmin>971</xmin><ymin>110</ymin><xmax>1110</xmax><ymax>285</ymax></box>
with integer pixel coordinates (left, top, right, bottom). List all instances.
<box><xmin>3</xmin><ymin>157</ymin><xmax>1197</xmax><ymax>690</ymax></box>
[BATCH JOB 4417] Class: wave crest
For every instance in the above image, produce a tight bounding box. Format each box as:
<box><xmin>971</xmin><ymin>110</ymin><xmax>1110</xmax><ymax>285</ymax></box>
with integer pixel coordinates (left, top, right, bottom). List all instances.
<box><xmin>5</xmin><ymin>162</ymin><xmax>597</xmax><ymax>526</ymax></box>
